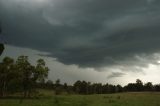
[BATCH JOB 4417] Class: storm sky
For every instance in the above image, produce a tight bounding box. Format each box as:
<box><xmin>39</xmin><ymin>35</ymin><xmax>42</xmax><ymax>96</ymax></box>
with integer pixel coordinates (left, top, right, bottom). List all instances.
<box><xmin>1</xmin><ymin>0</ymin><xmax>160</xmax><ymax>85</ymax></box>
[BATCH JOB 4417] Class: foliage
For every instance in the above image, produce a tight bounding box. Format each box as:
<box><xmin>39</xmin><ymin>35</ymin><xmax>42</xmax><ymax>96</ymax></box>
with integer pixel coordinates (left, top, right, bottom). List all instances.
<box><xmin>1</xmin><ymin>56</ymin><xmax>160</xmax><ymax>97</ymax></box>
<box><xmin>0</xmin><ymin>57</ymin><xmax>14</xmax><ymax>96</ymax></box>
<box><xmin>0</xmin><ymin>56</ymin><xmax>49</xmax><ymax>98</ymax></box>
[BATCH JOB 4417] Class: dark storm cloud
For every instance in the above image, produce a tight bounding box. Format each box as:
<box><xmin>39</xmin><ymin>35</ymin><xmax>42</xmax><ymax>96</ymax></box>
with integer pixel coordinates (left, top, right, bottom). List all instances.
<box><xmin>1</xmin><ymin>0</ymin><xmax>160</xmax><ymax>68</ymax></box>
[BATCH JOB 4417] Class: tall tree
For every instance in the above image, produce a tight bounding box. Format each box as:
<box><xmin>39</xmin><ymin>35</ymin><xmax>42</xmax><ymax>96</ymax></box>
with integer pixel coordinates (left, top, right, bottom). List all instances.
<box><xmin>73</xmin><ymin>80</ymin><xmax>81</xmax><ymax>94</ymax></box>
<box><xmin>16</xmin><ymin>56</ymin><xmax>33</xmax><ymax>97</ymax></box>
<box><xmin>136</xmin><ymin>79</ymin><xmax>143</xmax><ymax>91</ymax></box>
<box><xmin>0</xmin><ymin>57</ymin><xmax>14</xmax><ymax>96</ymax></box>
<box><xmin>34</xmin><ymin>59</ymin><xmax>49</xmax><ymax>83</ymax></box>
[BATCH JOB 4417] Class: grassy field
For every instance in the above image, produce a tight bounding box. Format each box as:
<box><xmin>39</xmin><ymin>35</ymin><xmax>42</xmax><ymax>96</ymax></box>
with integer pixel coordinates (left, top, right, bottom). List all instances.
<box><xmin>0</xmin><ymin>90</ymin><xmax>160</xmax><ymax>106</ymax></box>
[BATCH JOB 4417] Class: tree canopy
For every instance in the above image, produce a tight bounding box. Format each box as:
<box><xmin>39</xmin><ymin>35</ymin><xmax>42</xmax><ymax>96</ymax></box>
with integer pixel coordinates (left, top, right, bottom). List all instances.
<box><xmin>0</xmin><ymin>56</ymin><xmax>49</xmax><ymax>97</ymax></box>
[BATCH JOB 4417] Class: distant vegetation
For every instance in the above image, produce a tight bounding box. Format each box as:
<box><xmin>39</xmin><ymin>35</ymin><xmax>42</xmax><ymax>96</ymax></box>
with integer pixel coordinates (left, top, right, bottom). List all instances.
<box><xmin>45</xmin><ymin>78</ymin><xmax>160</xmax><ymax>95</ymax></box>
<box><xmin>1</xmin><ymin>56</ymin><xmax>160</xmax><ymax>98</ymax></box>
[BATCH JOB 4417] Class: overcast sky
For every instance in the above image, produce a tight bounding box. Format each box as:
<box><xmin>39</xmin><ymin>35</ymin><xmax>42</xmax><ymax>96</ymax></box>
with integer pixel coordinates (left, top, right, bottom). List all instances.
<box><xmin>1</xmin><ymin>0</ymin><xmax>160</xmax><ymax>85</ymax></box>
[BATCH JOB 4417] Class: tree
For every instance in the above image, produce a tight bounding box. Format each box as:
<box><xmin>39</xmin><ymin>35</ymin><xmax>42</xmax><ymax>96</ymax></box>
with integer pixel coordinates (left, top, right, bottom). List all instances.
<box><xmin>63</xmin><ymin>83</ymin><xmax>68</xmax><ymax>89</ymax></box>
<box><xmin>136</xmin><ymin>79</ymin><xmax>143</xmax><ymax>91</ymax></box>
<box><xmin>116</xmin><ymin>85</ymin><xmax>123</xmax><ymax>92</ymax></box>
<box><xmin>124</xmin><ymin>83</ymin><xmax>137</xmax><ymax>92</ymax></box>
<box><xmin>46</xmin><ymin>80</ymin><xmax>54</xmax><ymax>89</ymax></box>
<box><xmin>16</xmin><ymin>56</ymin><xmax>34</xmax><ymax>97</ymax></box>
<box><xmin>0</xmin><ymin>56</ymin><xmax>50</xmax><ymax>98</ymax></box>
<box><xmin>55</xmin><ymin>79</ymin><xmax>61</xmax><ymax>95</ymax></box>
<box><xmin>80</xmin><ymin>81</ymin><xmax>88</xmax><ymax>94</ymax></box>
<box><xmin>63</xmin><ymin>83</ymin><xmax>69</xmax><ymax>93</ymax></box>
<box><xmin>16</xmin><ymin>57</ymin><xmax>49</xmax><ymax>97</ymax></box>
<box><xmin>0</xmin><ymin>57</ymin><xmax>14</xmax><ymax>96</ymax></box>
<box><xmin>144</xmin><ymin>82</ymin><xmax>153</xmax><ymax>91</ymax></box>
<box><xmin>73</xmin><ymin>80</ymin><xmax>81</xmax><ymax>94</ymax></box>
<box><xmin>34</xmin><ymin>59</ymin><xmax>49</xmax><ymax>83</ymax></box>
<box><xmin>154</xmin><ymin>84</ymin><xmax>160</xmax><ymax>91</ymax></box>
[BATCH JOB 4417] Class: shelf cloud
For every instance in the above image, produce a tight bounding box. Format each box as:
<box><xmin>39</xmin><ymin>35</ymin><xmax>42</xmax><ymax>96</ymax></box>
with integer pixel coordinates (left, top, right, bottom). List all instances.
<box><xmin>1</xmin><ymin>0</ymin><xmax>160</xmax><ymax>68</ymax></box>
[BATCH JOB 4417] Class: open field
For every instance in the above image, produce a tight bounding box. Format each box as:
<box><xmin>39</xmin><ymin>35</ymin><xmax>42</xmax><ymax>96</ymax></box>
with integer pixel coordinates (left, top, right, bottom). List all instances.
<box><xmin>0</xmin><ymin>90</ymin><xmax>160</xmax><ymax>106</ymax></box>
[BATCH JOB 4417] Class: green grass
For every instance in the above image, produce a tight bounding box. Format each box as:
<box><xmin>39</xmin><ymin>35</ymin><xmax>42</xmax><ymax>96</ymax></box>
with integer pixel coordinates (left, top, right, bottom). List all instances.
<box><xmin>0</xmin><ymin>91</ymin><xmax>160</xmax><ymax>106</ymax></box>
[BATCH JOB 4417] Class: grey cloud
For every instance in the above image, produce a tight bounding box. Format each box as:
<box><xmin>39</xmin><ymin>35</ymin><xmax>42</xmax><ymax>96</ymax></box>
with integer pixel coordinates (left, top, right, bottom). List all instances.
<box><xmin>1</xmin><ymin>0</ymin><xmax>160</xmax><ymax>68</ymax></box>
<box><xmin>107</xmin><ymin>72</ymin><xmax>126</xmax><ymax>79</ymax></box>
<box><xmin>105</xmin><ymin>13</ymin><xmax>160</xmax><ymax>34</ymax></box>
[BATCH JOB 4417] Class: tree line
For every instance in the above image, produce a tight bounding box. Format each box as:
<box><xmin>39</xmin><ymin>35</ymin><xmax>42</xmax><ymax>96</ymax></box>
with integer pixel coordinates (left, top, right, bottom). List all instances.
<box><xmin>43</xmin><ymin>79</ymin><xmax>160</xmax><ymax>95</ymax></box>
<box><xmin>1</xmin><ymin>56</ymin><xmax>160</xmax><ymax>97</ymax></box>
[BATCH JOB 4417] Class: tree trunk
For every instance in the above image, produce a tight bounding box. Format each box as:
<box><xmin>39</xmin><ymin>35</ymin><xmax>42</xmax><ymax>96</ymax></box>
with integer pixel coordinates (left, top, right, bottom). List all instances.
<box><xmin>1</xmin><ymin>80</ymin><xmax>6</xmax><ymax>97</ymax></box>
<box><xmin>2</xmin><ymin>81</ymin><xmax>6</xmax><ymax>97</ymax></box>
